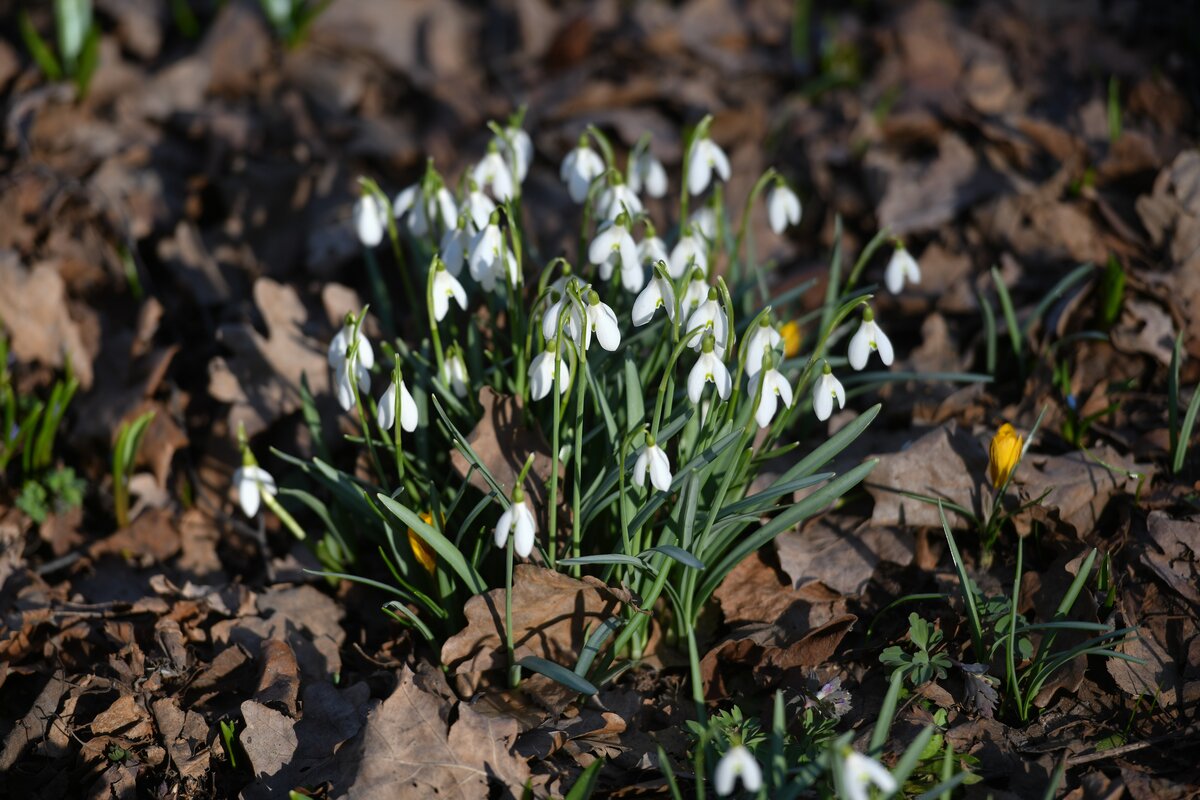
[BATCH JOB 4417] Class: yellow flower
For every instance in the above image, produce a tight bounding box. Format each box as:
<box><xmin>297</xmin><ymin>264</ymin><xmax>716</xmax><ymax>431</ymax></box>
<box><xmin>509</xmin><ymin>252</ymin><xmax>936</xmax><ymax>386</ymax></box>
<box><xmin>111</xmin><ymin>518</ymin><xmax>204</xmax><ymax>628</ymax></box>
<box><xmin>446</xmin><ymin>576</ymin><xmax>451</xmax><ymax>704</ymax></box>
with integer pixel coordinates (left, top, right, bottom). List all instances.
<box><xmin>988</xmin><ymin>423</ymin><xmax>1023</xmax><ymax>488</ymax></box>
<box><xmin>408</xmin><ymin>511</ymin><xmax>437</xmax><ymax>574</ymax></box>
<box><xmin>781</xmin><ymin>320</ymin><xmax>802</xmax><ymax>359</ymax></box>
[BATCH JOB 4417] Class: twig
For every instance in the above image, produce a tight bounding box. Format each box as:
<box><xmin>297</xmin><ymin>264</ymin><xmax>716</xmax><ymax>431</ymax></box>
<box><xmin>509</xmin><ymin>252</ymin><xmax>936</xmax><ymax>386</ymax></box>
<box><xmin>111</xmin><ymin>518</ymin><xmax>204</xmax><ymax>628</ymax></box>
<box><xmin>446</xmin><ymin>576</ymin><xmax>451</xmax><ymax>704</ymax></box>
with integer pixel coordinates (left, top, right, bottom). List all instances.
<box><xmin>1066</xmin><ymin>722</ymin><xmax>1200</xmax><ymax>766</ymax></box>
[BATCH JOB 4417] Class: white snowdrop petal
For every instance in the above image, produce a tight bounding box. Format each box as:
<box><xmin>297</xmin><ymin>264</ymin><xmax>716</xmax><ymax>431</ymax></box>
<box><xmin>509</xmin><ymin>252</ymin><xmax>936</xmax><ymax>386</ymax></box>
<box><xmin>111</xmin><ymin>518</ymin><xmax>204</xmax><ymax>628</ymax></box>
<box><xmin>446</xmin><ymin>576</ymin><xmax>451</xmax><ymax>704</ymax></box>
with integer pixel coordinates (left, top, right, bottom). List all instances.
<box><xmin>874</xmin><ymin>323</ymin><xmax>894</xmax><ymax>365</ymax></box>
<box><xmin>848</xmin><ymin>324</ymin><xmax>872</xmax><ymax>371</ymax></box>
<box><xmin>494</xmin><ymin>507</ymin><xmax>514</xmax><ymax>549</ymax></box>
<box><xmin>400</xmin><ymin>381</ymin><xmax>418</xmax><ymax>432</ymax></box>
<box><xmin>632</xmin><ymin>451</ymin><xmax>649</xmax><ymax>488</ymax></box>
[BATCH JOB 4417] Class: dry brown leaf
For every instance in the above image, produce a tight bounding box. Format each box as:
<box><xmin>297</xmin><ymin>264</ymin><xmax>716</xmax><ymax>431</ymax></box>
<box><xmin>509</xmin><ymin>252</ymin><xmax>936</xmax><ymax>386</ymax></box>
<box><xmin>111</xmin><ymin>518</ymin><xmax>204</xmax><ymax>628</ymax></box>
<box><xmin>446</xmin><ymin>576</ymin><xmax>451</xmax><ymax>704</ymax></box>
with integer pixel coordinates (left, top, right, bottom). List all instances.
<box><xmin>776</xmin><ymin>514</ymin><xmax>913</xmax><ymax>596</ymax></box>
<box><xmin>0</xmin><ymin>671</ymin><xmax>67</xmax><ymax>771</ymax></box>
<box><xmin>441</xmin><ymin>565</ymin><xmax>621</xmax><ymax>676</ymax></box>
<box><xmin>1108</xmin><ymin>630</ymin><xmax>1179</xmax><ymax>707</ymax></box>
<box><xmin>1142</xmin><ymin>512</ymin><xmax>1200</xmax><ymax>605</ymax></box>
<box><xmin>208</xmin><ymin>277</ymin><xmax>331</xmax><ymax>438</ymax></box>
<box><xmin>331</xmin><ymin>666</ymin><xmax>531</xmax><ymax>799</ymax></box>
<box><xmin>450</xmin><ymin>387</ymin><xmax>557</xmax><ymax>510</ymax></box>
<box><xmin>1014</xmin><ymin>446</ymin><xmax>1146</xmax><ymax>538</ymax></box>
<box><xmin>151</xmin><ymin>696</ymin><xmax>210</xmax><ymax>780</ymax></box>
<box><xmin>255</xmin><ymin>638</ymin><xmax>300</xmax><ymax>718</ymax></box>
<box><xmin>0</xmin><ymin>253</ymin><xmax>95</xmax><ymax>388</ymax></box>
<box><xmin>240</xmin><ymin>700</ymin><xmax>299</xmax><ymax>782</ymax></box>
<box><xmin>866</xmin><ymin>424</ymin><xmax>988</xmax><ymax>530</ymax></box>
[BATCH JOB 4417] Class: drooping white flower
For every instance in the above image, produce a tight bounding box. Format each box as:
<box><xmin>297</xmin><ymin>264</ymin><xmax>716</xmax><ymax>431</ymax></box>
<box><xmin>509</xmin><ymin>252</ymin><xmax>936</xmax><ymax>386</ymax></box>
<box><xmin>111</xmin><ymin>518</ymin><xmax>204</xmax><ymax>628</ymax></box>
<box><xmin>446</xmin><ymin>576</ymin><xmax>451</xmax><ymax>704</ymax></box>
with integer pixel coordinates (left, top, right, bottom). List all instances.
<box><xmin>628</xmin><ymin>150</ymin><xmax>667</xmax><ymax>198</ymax></box>
<box><xmin>638</xmin><ymin>235</ymin><xmax>668</xmax><ymax>268</ymax></box>
<box><xmin>528</xmin><ymin>339</ymin><xmax>570</xmax><ymax>401</ymax></box>
<box><xmin>745</xmin><ymin>318</ymin><xmax>783</xmax><ymax>376</ymax></box>
<box><xmin>442</xmin><ymin>347</ymin><xmax>469</xmax><ymax>398</ymax></box>
<box><xmin>439</xmin><ymin>221</ymin><xmax>469</xmax><ymax>276</ymax></box>
<box><xmin>847</xmin><ymin>307</ymin><xmax>894</xmax><ymax>370</ymax></box>
<box><xmin>377</xmin><ymin>372</ymin><xmax>418</xmax><ymax>433</ymax></box>
<box><xmin>588</xmin><ymin>219</ymin><xmax>641</xmax><ymax>293</ymax></box>
<box><xmin>468</xmin><ymin>220</ymin><xmax>516</xmax><ymax>292</ymax></box>
<box><xmin>748</xmin><ymin>360</ymin><xmax>794</xmax><ymax>428</ymax></box>
<box><xmin>713</xmin><ymin>745</ymin><xmax>762</xmax><ymax>797</ymax></box>
<box><xmin>472</xmin><ymin>150</ymin><xmax>515</xmax><ymax>202</ymax></box>
<box><xmin>232</xmin><ymin>465</ymin><xmax>277</xmax><ymax>518</ymax></box>
<box><xmin>494</xmin><ymin>489</ymin><xmax>537</xmax><ymax>558</ymax></box>
<box><xmin>688</xmin><ymin>335</ymin><xmax>731</xmax><ymax>404</ymax></box>
<box><xmin>681</xmin><ymin>271</ymin><xmax>709</xmax><ymax>317</ymax></box>
<box><xmin>560</xmin><ymin>142</ymin><xmax>606</xmax><ymax>203</ymax></box>
<box><xmin>686</xmin><ymin>136</ymin><xmax>731</xmax><ymax>196</ymax></box>
<box><xmin>598</xmin><ymin>181</ymin><xmax>643</xmax><ymax>221</ymax></box>
<box><xmin>542</xmin><ymin>282</ymin><xmax>583</xmax><ymax>344</ymax></box>
<box><xmin>495</xmin><ymin>126</ymin><xmax>533</xmax><ymax>183</ymax></box>
<box><xmin>690</xmin><ymin>207</ymin><xmax>718</xmax><ymax>241</ymax></box>
<box><xmin>431</xmin><ymin>262</ymin><xmax>468</xmax><ymax>321</ymax></box>
<box><xmin>668</xmin><ymin>228</ymin><xmax>707</xmax><ymax>279</ymax></box>
<box><xmin>685</xmin><ymin>290</ymin><xmax>728</xmax><ymax>354</ymax></box>
<box><xmin>812</xmin><ymin>361</ymin><xmax>845</xmax><ymax>422</ymax></box>
<box><xmin>393</xmin><ymin>184</ymin><xmax>457</xmax><ymax>237</ymax></box>
<box><xmin>767</xmin><ymin>182</ymin><xmax>802</xmax><ymax>234</ymax></box>
<box><xmin>392</xmin><ymin>184</ymin><xmax>418</xmax><ymax>221</ymax></box>
<box><xmin>633</xmin><ymin>438</ymin><xmax>672</xmax><ymax>492</ymax></box>
<box><xmin>885</xmin><ymin>244</ymin><xmax>921</xmax><ymax>294</ymax></box>
<box><xmin>329</xmin><ymin>321</ymin><xmax>374</xmax><ymax>412</ymax></box>
<box><xmin>354</xmin><ymin>193</ymin><xmax>387</xmax><ymax>247</ymax></box>
<box><xmin>632</xmin><ymin>274</ymin><xmax>676</xmax><ymax>327</ymax></box>
<box><xmin>465</xmin><ymin>189</ymin><xmax>496</xmax><ymax>231</ymax></box>
<box><xmin>840</xmin><ymin>750</ymin><xmax>897</xmax><ymax>800</ymax></box>
<box><xmin>582</xmin><ymin>289</ymin><xmax>621</xmax><ymax>352</ymax></box>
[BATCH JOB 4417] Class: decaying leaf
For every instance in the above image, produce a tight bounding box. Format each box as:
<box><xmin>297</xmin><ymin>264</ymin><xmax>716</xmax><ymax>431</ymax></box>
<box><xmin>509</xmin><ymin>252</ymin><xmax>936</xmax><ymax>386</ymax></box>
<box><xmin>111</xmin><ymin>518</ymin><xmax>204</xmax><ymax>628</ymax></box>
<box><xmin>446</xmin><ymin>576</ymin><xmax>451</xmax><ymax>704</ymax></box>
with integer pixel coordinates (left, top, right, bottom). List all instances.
<box><xmin>1013</xmin><ymin>446</ymin><xmax>1147</xmax><ymax>538</ymax></box>
<box><xmin>449</xmin><ymin>387</ymin><xmax>557</xmax><ymax>508</ymax></box>
<box><xmin>1141</xmin><ymin>512</ymin><xmax>1200</xmax><ymax>605</ymax></box>
<box><xmin>866</xmin><ymin>424</ymin><xmax>988</xmax><ymax>530</ymax></box>
<box><xmin>441</xmin><ymin>565</ymin><xmax>621</xmax><ymax>677</ymax></box>
<box><xmin>330</xmin><ymin>666</ymin><xmax>531</xmax><ymax>799</ymax></box>
<box><xmin>207</xmin><ymin>277</ymin><xmax>331</xmax><ymax>438</ymax></box>
<box><xmin>0</xmin><ymin>254</ymin><xmax>95</xmax><ymax>388</ymax></box>
<box><xmin>958</xmin><ymin>662</ymin><xmax>999</xmax><ymax>719</ymax></box>
<box><xmin>776</xmin><ymin>514</ymin><xmax>913</xmax><ymax>596</ymax></box>
<box><xmin>701</xmin><ymin>615</ymin><xmax>857</xmax><ymax>700</ymax></box>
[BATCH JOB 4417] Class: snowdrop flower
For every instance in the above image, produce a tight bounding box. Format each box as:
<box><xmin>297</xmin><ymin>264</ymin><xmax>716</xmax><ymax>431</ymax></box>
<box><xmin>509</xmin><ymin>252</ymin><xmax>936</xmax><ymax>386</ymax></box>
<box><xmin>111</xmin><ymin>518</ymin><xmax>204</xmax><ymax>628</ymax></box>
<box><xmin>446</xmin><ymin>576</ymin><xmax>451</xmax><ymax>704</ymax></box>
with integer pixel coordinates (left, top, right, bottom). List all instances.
<box><xmin>472</xmin><ymin>148</ymin><xmax>515</xmax><ymax>202</ymax></box>
<box><xmin>582</xmin><ymin>289</ymin><xmax>621</xmax><ymax>352</ymax></box>
<box><xmin>598</xmin><ymin>179</ymin><xmax>643</xmax><ymax>221</ymax></box>
<box><xmin>495</xmin><ymin>125</ymin><xmax>533</xmax><ymax>183</ymax></box>
<box><xmin>439</xmin><ymin>219</ymin><xmax>469</xmax><ymax>276</ymax></box>
<box><xmin>560</xmin><ymin>138</ymin><xmax>605</xmax><ymax>203</ymax></box>
<box><xmin>329</xmin><ymin>319</ymin><xmax>374</xmax><ymax>411</ymax></box>
<box><xmin>681</xmin><ymin>270</ymin><xmax>709</xmax><ymax>317</ymax></box>
<box><xmin>690</xmin><ymin>207</ymin><xmax>718</xmax><ymax>241</ymax></box>
<box><xmin>812</xmin><ymin>361</ymin><xmax>845</xmax><ymax>422</ymax></box>
<box><xmin>713</xmin><ymin>745</ymin><xmax>762</xmax><ymax>797</ymax></box>
<box><xmin>468</xmin><ymin>214</ymin><xmax>516</xmax><ymax>292</ymax></box>
<box><xmin>632</xmin><ymin>270</ymin><xmax>676</xmax><ymax>327</ymax></box>
<box><xmin>744</xmin><ymin>317</ymin><xmax>782</xmax><ymax>376</ymax></box>
<box><xmin>464</xmin><ymin>186</ymin><xmax>496</xmax><ymax>231</ymax></box>
<box><xmin>638</xmin><ymin>234</ymin><xmax>668</xmax><ymax>269</ymax></box>
<box><xmin>839</xmin><ymin>750</ymin><xmax>897</xmax><ymax>800</ymax></box>
<box><xmin>441</xmin><ymin>346</ymin><xmax>469</xmax><ymax>398</ymax></box>
<box><xmin>354</xmin><ymin>192</ymin><xmax>387</xmax><ymax>247</ymax></box>
<box><xmin>393</xmin><ymin>183</ymin><xmax>457</xmax><ymax>237</ymax></box>
<box><xmin>767</xmin><ymin>180</ymin><xmax>802</xmax><ymax>234</ymax></box>
<box><xmin>686</xmin><ymin>136</ymin><xmax>731</xmax><ymax>196</ymax></box>
<box><xmin>628</xmin><ymin>149</ymin><xmax>668</xmax><ymax>198</ymax></box>
<box><xmin>685</xmin><ymin>289</ymin><xmax>728</xmax><ymax>354</ymax></box>
<box><xmin>748</xmin><ymin>355</ymin><xmax>793</xmax><ymax>428</ymax></box>
<box><xmin>431</xmin><ymin>260</ymin><xmax>468</xmax><ymax>321</ymax></box>
<box><xmin>633</xmin><ymin>435</ymin><xmax>672</xmax><ymax>492</ymax></box>
<box><xmin>589</xmin><ymin>217</ymin><xmax>642</xmax><ymax>293</ymax></box>
<box><xmin>668</xmin><ymin>227</ymin><xmax>707</xmax><ymax>279</ymax></box>
<box><xmin>377</xmin><ymin>370</ymin><xmax>418</xmax><ymax>433</ymax></box>
<box><xmin>542</xmin><ymin>282</ymin><xmax>583</xmax><ymax>343</ymax></box>
<box><xmin>884</xmin><ymin>243</ymin><xmax>921</xmax><ymax>294</ymax></box>
<box><xmin>528</xmin><ymin>338</ymin><xmax>570</xmax><ymax>401</ymax></box>
<box><xmin>232</xmin><ymin>464</ymin><xmax>276</xmax><ymax>519</ymax></box>
<box><xmin>494</xmin><ymin>485</ymin><xmax>537</xmax><ymax>558</ymax></box>
<box><xmin>688</xmin><ymin>334</ymin><xmax>731</xmax><ymax>404</ymax></box>
<box><xmin>847</xmin><ymin>307</ymin><xmax>893</xmax><ymax>370</ymax></box>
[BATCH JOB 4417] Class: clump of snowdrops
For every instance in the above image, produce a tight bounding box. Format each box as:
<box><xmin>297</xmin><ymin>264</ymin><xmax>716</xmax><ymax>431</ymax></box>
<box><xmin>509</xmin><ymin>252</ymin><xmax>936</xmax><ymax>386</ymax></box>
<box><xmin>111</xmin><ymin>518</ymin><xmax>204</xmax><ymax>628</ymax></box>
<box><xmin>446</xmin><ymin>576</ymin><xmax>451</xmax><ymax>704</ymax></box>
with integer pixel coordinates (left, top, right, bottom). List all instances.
<box><xmin>232</xmin><ymin>107</ymin><xmax>938</xmax><ymax>790</ymax></box>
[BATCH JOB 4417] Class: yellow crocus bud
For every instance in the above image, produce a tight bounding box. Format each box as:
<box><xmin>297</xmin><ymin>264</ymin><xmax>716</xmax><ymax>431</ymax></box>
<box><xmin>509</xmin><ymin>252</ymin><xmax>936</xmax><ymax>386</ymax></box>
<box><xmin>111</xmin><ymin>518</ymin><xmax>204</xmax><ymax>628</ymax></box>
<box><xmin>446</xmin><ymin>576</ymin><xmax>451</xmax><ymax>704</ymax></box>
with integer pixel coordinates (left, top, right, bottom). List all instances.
<box><xmin>781</xmin><ymin>320</ymin><xmax>802</xmax><ymax>359</ymax></box>
<box><xmin>988</xmin><ymin>423</ymin><xmax>1023</xmax><ymax>488</ymax></box>
<box><xmin>408</xmin><ymin>512</ymin><xmax>438</xmax><ymax>574</ymax></box>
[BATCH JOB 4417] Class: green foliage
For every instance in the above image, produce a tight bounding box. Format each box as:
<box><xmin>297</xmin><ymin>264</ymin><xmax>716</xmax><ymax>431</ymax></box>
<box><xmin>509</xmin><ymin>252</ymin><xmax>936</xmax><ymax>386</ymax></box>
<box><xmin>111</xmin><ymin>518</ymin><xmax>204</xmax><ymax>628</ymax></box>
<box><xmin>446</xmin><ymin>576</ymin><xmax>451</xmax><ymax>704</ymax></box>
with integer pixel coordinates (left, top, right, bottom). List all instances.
<box><xmin>18</xmin><ymin>1</ymin><xmax>100</xmax><ymax>96</ymax></box>
<box><xmin>879</xmin><ymin>613</ymin><xmax>953</xmax><ymax>686</ymax></box>
<box><xmin>259</xmin><ymin>0</ymin><xmax>332</xmax><ymax>48</ymax></box>
<box><xmin>112</xmin><ymin>411</ymin><xmax>156</xmax><ymax>529</ymax></box>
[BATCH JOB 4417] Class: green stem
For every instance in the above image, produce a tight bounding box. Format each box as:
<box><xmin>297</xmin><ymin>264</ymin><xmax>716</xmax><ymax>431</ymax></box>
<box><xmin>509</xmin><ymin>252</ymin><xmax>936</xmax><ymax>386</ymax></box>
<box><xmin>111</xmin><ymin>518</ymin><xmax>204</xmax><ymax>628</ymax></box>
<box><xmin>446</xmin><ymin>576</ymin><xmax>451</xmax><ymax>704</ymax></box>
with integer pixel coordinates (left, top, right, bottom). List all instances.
<box><xmin>506</xmin><ymin>533</ymin><xmax>519</xmax><ymax>689</ymax></box>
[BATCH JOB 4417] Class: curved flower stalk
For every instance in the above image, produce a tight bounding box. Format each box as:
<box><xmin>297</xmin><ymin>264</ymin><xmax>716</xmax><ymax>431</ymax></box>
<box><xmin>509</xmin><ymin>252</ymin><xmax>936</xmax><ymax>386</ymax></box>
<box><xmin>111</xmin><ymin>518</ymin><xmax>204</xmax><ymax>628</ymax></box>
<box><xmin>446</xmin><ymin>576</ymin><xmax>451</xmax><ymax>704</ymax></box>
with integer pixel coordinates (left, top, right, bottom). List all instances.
<box><xmin>766</xmin><ymin>180</ymin><xmax>802</xmax><ymax>234</ymax></box>
<box><xmin>847</xmin><ymin>306</ymin><xmax>894</xmax><ymax>370</ymax></box>
<box><xmin>885</xmin><ymin>242</ymin><xmax>921</xmax><ymax>294</ymax></box>
<box><xmin>632</xmin><ymin>435</ymin><xmax>672</xmax><ymax>492</ymax></box>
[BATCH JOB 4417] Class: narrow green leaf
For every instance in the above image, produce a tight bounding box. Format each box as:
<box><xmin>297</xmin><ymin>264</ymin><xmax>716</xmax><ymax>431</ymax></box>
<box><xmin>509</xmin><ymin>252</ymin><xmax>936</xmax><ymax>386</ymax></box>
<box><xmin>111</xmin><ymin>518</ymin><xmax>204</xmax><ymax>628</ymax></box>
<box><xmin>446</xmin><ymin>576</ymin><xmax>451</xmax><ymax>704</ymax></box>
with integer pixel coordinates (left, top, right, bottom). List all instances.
<box><xmin>1174</xmin><ymin>385</ymin><xmax>1200</xmax><ymax>473</ymax></box>
<box><xmin>19</xmin><ymin>12</ymin><xmax>63</xmax><ymax>80</ymax></box>
<box><xmin>991</xmin><ymin>266</ymin><xmax>1022</xmax><ymax>359</ymax></box>
<box><xmin>641</xmin><ymin>544</ymin><xmax>704</xmax><ymax>570</ymax></box>
<box><xmin>575</xmin><ymin>617</ymin><xmax>623</xmax><ymax>677</ymax></box>
<box><xmin>564</xmin><ymin>758</ymin><xmax>604</xmax><ymax>800</ymax></box>
<box><xmin>890</xmin><ymin>726</ymin><xmax>936</xmax><ymax>786</ymax></box>
<box><xmin>869</xmin><ymin>668</ymin><xmax>905</xmax><ymax>754</ymax></box>
<box><xmin>624</xmin><ymin>356</ymin><xmax>644</xmax><ymax>431</ymax></box>
<box><xmin>518</xmin><ymin>656</ymin><xmax>597</xmax><ymax>695</ymax></box>
<box><xmin>780</xmin><ymin>404</ymin><xmax>879</xmax><ymax>481</ymax></box>
<box><xmin>377</xmin><ymin>494</ymin><xmax>486</xmax><ymax>594</ymax></box>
